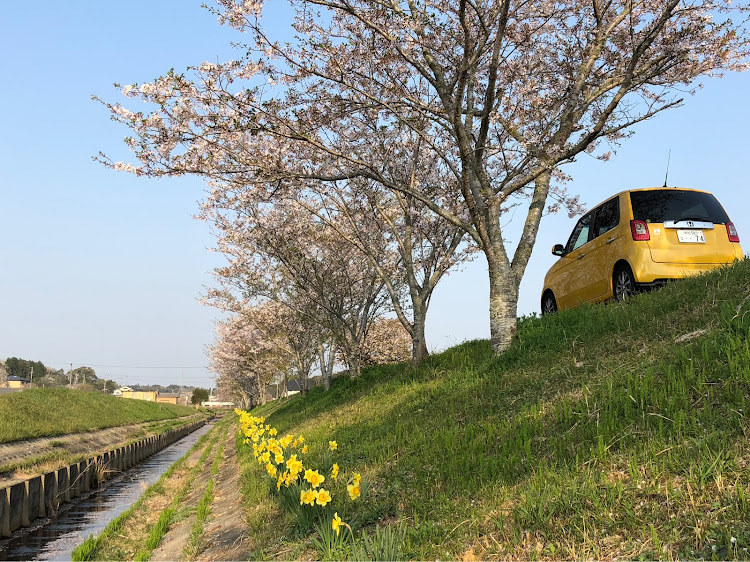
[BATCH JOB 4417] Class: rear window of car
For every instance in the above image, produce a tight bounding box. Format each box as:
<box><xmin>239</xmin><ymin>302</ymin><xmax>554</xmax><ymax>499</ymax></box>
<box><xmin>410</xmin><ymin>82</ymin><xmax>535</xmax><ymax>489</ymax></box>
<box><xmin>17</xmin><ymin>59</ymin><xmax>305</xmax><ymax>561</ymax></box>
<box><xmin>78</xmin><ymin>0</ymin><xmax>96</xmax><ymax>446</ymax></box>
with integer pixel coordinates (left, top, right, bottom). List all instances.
<box><xmin>629</xmin><ymin>190</ymin><xmax>730</xmax><ymax>224</ymax></box>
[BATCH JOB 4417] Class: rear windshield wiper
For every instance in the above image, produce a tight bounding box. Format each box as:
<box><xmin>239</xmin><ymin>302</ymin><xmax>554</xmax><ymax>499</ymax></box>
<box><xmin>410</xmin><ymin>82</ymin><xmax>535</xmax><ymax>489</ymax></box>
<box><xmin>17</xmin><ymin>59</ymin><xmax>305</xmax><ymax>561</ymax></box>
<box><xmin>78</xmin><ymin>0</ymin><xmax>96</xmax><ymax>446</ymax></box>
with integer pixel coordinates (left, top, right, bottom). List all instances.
<box><xmin>672</xmin><ymin>216</ymin><xmax>712</xmax><ymax>223</ymax></box>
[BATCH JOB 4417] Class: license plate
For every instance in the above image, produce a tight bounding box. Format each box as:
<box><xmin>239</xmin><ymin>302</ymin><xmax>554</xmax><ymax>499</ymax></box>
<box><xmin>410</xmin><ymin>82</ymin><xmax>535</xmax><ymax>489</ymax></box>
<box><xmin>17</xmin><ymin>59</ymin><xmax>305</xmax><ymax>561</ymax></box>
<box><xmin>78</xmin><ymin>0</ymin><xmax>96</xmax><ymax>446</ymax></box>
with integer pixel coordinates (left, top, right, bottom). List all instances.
<box><xmin>677</xmin><ymin>229</ymin><xmax>706</xmax><ymax>243</ymax></box>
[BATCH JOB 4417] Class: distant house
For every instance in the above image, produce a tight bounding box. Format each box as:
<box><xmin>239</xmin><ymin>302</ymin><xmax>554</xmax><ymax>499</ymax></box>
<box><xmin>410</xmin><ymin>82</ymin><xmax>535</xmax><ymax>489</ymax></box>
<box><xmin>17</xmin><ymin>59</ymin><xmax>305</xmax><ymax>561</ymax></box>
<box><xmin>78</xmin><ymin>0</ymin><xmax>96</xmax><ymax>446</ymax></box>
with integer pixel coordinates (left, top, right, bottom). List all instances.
<box><xmin>286</xmin><ymin>380</ymin><xmax>302</xmax><ymax>397</ymax></box>
<box><xmin>2</xmin><ymin>376</ymin><xmax>30</xmax><ymax>389</ymax></box>
<box><xmin>156</xmin><ymin>393</ymin><xmax>180</xmax><ymax>405</ymax></box>
<box><xmin>267</xmin><ymin>379</ymin><xmax>308</xmax><ymax>401</ymax></box>
<box><xmin>121</xmin><ymin>390</ymin><xmax>158</xmax><ymax>402</ymax></box>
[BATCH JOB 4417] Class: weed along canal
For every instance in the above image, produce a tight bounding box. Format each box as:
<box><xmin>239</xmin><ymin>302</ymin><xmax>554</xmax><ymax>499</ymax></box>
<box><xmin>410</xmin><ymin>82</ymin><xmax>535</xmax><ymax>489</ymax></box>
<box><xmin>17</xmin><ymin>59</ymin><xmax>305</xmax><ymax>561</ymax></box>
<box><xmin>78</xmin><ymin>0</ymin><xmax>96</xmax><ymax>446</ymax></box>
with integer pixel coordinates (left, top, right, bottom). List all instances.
<box><xmin>0</xmin><ymin>422</ymin><xmax>214</xmax><ymax>561</ymax></box>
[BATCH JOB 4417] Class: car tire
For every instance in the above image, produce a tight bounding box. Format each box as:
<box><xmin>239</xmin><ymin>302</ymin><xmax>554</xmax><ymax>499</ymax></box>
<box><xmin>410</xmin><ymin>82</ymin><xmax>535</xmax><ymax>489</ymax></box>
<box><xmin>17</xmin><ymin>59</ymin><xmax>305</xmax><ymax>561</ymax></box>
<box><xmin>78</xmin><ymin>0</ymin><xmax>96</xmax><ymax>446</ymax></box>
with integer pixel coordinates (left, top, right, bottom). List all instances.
<box><xmin>541</xmin><ymin>291</ymin><xmax>558</xmax><ymax>315</ymax></box>
<box><xmin>613</xmin><ymin>264</ymin><xmax>636</xmax><ymax>301</ymax></box>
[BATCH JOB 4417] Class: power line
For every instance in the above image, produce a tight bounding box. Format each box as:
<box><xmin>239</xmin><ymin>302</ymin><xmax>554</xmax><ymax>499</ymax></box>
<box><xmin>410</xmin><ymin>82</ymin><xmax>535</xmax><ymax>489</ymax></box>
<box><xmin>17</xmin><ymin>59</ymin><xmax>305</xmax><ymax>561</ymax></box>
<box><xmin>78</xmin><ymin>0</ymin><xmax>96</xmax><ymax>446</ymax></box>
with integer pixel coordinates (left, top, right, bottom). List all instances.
<box><xmin>43</xmin><ymin>361</ymin><xmax>207</xmax><ymax>369</ymax></box>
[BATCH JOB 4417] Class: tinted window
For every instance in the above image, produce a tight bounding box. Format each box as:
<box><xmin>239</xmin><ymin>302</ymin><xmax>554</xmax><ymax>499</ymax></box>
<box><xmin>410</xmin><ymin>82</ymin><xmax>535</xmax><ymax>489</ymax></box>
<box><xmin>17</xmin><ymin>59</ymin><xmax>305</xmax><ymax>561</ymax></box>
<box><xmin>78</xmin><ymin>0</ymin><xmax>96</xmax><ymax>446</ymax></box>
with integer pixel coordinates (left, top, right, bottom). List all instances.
<box><xmin>593</xmin><ymin>197</ymin><xmax>619</xmax><ymax>238</ymax></box>
<box><xmin>630</xmin><ymin>190</ymin><xmax>729</xmax><ymax>223</ymax></box>
<box><xmin>566</xmin><ymin>213</ymin><xmax>593</xmax><ymax>254</ymax></box>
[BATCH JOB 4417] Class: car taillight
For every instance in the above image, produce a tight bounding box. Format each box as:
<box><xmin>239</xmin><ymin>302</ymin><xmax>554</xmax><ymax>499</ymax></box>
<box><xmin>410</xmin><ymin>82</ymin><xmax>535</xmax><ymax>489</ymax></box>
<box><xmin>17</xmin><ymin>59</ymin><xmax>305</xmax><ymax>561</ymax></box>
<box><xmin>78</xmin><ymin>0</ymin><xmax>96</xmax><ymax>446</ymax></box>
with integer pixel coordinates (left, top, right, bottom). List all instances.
<box><xmin>630</xmin><ymin>220</ymin><xmax>650</xmax><ymax>241</ymax></box>
<box><xmin>727</xmin><ymin>221</ymin><xmax>740</xmax><ymax>243</ymax></box>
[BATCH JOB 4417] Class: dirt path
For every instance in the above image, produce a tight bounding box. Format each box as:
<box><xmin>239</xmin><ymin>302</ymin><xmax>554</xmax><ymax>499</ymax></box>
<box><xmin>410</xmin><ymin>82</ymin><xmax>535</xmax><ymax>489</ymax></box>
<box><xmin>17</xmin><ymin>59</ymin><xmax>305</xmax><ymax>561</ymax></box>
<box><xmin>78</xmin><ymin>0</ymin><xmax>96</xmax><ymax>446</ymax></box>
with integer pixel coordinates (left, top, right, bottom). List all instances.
<box><xmin>150</xmin><ymin>440</ymin><xmax>218</xmax><ymax>561</ymax></box>
<box><xmin>196</xmin><ymin>429</ymin><xmax>251</xmax><ymax>561</ymax></box>
<box><xmin>149</xmin><ymin>421</ymin><xmax>253</xmax><ymax>561</ymax></box>
<box><xmin>0</xmin><ymin>414</ymin><xmax>203</xmax><ymax>486</ymax></box>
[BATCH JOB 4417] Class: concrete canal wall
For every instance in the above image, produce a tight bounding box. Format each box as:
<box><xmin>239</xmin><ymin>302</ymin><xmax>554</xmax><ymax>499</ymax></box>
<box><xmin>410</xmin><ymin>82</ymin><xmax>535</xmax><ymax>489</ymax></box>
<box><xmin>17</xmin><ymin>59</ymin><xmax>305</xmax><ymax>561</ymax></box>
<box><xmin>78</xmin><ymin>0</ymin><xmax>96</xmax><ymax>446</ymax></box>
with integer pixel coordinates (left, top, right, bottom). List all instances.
<box><xmin>0</xmin><ymin>419</ymin><xmax>205</xmax><ymax>537</ymax></box>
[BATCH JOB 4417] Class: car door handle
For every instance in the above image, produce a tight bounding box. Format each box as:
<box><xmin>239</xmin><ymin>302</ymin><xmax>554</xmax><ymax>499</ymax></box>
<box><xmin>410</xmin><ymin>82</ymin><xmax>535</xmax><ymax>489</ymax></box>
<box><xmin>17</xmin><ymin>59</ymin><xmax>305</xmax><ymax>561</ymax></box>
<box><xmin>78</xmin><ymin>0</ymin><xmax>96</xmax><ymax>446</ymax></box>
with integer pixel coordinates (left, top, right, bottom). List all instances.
<box><xmin>606</xmin><ymin>237</ymin><xmax>616</xmax><ymax>244</ymax></box>
<box><xmin>576</xmin><ymin>253</ymin><xmax>585</xmax><ymax>260</ymax></box>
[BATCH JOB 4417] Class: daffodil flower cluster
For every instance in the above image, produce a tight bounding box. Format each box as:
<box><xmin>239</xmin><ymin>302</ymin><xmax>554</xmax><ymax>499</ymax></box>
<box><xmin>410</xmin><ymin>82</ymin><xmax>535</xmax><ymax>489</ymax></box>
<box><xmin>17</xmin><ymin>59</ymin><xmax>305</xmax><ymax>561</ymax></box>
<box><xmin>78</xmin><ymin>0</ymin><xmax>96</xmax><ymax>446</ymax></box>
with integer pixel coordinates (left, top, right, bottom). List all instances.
<box><xmin>235</xmin><ymin>409</ymin><xmax>360</xmax><ymax>516</ymax></box>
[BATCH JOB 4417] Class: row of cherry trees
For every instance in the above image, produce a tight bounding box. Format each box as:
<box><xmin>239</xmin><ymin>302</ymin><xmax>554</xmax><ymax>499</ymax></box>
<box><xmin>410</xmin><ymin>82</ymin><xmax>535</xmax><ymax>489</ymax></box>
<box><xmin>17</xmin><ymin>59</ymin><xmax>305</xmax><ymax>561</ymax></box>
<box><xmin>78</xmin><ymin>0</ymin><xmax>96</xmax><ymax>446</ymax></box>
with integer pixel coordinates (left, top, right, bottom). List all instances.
<box><xmin>202</xmin><ymin>168</ymin><xmax>452</xmax><ymax>405</ymax></box>
<box><xmin>102</xmin><ymin>0</ymin><xmax>749</xmax><ymax>372</ymax></box>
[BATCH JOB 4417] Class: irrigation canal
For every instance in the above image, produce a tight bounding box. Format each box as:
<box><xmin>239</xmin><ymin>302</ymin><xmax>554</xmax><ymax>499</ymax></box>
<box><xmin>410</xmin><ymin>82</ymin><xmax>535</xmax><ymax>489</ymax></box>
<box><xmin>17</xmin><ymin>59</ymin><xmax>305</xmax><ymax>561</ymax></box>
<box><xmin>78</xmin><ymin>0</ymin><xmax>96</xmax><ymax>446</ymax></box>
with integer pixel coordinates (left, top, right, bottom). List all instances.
<box><xmin>0</xmin><ymin>422</ymin><xmax>214</xmax><ymax>561</ymax></box>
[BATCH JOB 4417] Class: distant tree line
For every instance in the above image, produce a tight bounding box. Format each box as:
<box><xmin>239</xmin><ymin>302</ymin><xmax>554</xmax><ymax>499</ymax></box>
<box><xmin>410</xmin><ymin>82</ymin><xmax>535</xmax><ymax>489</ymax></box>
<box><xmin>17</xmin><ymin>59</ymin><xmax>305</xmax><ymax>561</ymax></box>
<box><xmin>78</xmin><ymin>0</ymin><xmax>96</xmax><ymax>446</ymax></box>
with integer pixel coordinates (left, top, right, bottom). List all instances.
<box><xmin>1</xmin><ymin>357</ymin><xmax>117</xmax><ymax>392</ymax></box>
<box><xmin>4</xmin><ymin>357</ymin><xmax>46</xmax><ymax>380</ymax></box>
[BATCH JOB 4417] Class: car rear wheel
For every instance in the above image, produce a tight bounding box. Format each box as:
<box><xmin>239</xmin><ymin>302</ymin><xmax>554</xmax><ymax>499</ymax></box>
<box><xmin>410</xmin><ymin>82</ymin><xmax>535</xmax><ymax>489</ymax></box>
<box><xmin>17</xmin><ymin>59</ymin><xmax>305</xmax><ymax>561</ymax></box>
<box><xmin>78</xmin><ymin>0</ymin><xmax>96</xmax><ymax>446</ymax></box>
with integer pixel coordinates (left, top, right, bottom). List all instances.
<box><xmin>614</xmin><ymin>264</ymin><xmax>636</xmax><ymax>301</ymax></box>
<box><xmin>542</xmin><ymin>291</ymin><xmax>558</xmax><ymax>315</ymax></box>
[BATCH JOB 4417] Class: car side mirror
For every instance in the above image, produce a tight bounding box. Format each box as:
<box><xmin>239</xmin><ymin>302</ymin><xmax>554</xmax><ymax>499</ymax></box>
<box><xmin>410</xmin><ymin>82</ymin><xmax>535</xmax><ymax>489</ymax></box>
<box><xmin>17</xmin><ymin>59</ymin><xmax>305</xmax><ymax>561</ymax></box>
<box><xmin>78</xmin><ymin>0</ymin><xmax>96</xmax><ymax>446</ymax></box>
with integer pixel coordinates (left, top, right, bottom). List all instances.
<box><xmin>552</xmin><ymin>244</ymin><xmax>566</xmax><ymax>257</ymax></box>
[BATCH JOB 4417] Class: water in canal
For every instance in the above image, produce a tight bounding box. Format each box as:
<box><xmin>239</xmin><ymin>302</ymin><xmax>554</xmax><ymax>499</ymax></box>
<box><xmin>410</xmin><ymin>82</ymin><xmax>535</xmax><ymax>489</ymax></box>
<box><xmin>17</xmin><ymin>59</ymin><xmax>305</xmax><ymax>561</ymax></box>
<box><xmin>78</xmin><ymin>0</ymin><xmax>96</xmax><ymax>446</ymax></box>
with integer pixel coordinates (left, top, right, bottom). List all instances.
<box><xmin>0</xmin><ymin>423</ymin><xmax>213</xmax><ymax>561</ymax></box>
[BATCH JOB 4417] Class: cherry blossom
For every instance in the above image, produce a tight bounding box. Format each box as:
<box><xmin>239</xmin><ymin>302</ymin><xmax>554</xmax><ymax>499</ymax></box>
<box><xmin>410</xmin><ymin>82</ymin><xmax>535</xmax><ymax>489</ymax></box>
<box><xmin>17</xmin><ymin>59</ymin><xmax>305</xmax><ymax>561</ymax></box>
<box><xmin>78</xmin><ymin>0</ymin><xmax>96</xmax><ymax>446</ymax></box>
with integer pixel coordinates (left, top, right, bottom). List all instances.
<box><xmin>99</xmin><ymin>0</ymin><xmax>750</xmax><ymax>355</ymax></box>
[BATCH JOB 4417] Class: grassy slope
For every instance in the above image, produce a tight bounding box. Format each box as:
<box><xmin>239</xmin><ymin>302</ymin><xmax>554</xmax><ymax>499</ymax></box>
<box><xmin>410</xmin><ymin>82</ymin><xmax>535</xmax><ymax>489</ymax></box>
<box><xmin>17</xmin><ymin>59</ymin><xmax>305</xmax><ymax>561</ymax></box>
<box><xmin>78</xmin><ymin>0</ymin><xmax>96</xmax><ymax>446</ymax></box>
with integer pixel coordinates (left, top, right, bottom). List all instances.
<box><xmin>0</xmin><ymin>388</ymin><xmax>197</xmax><ymax>443</ymax></box>
<box><xmin>247</xmin><ymin>259</ymin><xmax>750</xmax><ymax>560</ymax></box>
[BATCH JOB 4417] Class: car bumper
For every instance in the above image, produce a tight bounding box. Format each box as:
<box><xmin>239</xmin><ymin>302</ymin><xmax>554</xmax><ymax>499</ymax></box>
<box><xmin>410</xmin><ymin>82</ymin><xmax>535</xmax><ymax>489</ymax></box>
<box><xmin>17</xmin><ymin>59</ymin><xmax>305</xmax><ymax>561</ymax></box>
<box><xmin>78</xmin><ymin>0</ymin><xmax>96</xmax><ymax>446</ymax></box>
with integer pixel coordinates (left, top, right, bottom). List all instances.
<box><xmin>633</xmin><ymin>250</ymin><xmax>745</xmax><ymax>284</ymax></box>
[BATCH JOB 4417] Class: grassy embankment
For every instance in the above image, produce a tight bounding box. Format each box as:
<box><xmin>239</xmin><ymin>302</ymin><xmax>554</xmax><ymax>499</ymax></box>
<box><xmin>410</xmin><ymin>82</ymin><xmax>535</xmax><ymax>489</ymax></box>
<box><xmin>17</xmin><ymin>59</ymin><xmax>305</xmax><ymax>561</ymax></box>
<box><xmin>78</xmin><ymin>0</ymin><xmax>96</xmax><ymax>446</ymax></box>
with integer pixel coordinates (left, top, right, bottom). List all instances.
<box><xmin>0</xmin><ymin>388</ymin><xmax>198</xmax><ymax>443</ymax></box>
<box><xmin>238</xmin><ymin>259</ymin><xmax>750</xmax><ymax>560</ymax></box>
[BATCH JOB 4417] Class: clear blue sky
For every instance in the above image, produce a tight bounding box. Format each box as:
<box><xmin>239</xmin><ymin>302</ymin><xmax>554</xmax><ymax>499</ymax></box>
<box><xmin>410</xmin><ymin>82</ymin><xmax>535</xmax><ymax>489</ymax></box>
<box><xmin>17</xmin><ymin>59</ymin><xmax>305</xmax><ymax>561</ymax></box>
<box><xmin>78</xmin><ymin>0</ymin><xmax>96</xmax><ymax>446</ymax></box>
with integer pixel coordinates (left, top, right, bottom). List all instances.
<box><xmin>1</xmin><ymin>2</ymin><xmax>748</xmax><ymax>387</ymax></box>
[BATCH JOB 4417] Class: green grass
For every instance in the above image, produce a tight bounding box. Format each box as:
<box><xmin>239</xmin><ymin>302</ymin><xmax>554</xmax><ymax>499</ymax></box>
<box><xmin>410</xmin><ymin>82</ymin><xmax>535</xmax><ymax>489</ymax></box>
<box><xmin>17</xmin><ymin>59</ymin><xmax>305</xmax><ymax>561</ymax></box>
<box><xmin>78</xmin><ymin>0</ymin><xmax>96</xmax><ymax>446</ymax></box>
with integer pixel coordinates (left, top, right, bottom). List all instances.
<box><xmin>0</xmin><ymin>388</ymin><xmax>199</xmax><ymax>443</ymax></box>
<box><xmin>242</xmin><ymin>259</ymin><xmax>750</xmax><ymax>560</ymax></box>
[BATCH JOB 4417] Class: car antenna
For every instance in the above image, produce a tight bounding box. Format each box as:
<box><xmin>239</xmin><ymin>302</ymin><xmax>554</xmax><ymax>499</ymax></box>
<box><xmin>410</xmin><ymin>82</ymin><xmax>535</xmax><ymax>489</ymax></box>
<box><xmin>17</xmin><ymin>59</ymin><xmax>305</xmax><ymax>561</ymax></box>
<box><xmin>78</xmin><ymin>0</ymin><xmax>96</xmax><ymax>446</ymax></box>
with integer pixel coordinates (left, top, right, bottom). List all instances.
<box><xmin>663</xmin><ymin>149</ymin><xmax>672</xmax><ymax>188</ymax></box>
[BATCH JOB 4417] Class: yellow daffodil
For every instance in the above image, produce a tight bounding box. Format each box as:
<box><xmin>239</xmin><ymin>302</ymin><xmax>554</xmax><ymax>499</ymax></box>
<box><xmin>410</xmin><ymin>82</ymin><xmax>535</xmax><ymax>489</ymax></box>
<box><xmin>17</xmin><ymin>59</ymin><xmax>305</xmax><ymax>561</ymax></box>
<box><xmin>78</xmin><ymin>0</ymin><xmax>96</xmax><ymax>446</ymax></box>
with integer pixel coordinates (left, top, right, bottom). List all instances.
<box><xmin>305</xmin><ymin>469</ymin><xmax>325</xmax><ymax>488</ymax></box>
<box><xmin>332</xmin><ymin>512</ymin><xmax>343</xmax><ymax>536</ymax></box>
<box><xmin>302</xmin><ymin>445</ymin><xmax>309</xmax><ymax>454</ymax></box>
<box><xmin>329</xmin><ymin>440</ymin><xmax>338</xmax><ymax>451</ymax></box>
<box><xmin>269</xmin><ymin>428</ymin><xmax>278</xmax><ymax>436</ymax></box>
<box><xmin>266</xmin><ymin>463</ymin><xmax>277</xmax><ymax>478</ymax></box>
<box><xmin>347</xmin><ymin>483</ymin><xmax>360</xmax><ymax>500</ymax></box>
<box><xmin>352</xmin><ymin>472</ymin><xmax>362</xmax><ymax>486</ymax></box>
<box><xmin>315</xmin><ymin>488</ymin><xmax>332</xmax><ymax>506</ymax></box>
<box><xmin>300</xmin><ymin>489</ymin><xmax>316</xmax><ymax>506</ymax></box>
<box><xmin>275</xmin><ymin>453</ymin><xmax>284</xmax><ymax>464</ymax></box>
<box><xmin>331</xmin><ymin>463</ymin><xmax>339</xmax><ymax>479</ymax></box>
<box><xmin>287</xmin><ymin>455</ymin><xmax>304</xmax><ymax>476</ymax></box>
<box><xmin>261</xmin><ymin>451</ymin><xmax>271</xmax><ymax>463</ymax></box>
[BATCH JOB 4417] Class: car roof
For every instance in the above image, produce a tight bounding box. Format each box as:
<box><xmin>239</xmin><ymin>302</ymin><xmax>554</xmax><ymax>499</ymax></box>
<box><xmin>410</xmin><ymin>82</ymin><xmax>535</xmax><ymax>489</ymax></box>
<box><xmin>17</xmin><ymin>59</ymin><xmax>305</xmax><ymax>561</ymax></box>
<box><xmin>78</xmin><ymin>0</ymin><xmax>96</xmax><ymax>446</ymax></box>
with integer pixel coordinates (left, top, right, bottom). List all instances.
<box><xmin>587</xmin><ymin>186</ymin><xmax>712</xmax><ymax>214</ymax></box>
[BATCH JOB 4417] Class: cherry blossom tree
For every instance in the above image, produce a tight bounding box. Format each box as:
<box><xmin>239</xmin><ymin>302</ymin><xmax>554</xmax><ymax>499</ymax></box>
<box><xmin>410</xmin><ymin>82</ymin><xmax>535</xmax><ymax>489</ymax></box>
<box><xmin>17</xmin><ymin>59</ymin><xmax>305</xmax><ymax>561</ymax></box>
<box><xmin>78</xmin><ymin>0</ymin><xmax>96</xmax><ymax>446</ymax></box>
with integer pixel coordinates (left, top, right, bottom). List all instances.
<box><xmin>203</xmin><ymin>199</ymin><xmax>390</xmax><ymax>378</ymax></box>
<box><xmin>361</xmin><ymin>317</ymin><xmax>412</xmax><ymax>366</ymax></box>
<box><xmin>208</xmin><ymin>312</ymin><xmax>284</xmax><ymax>408</ymax></box>
<box><xmin>100</xmin><ymin>0</ymin><xmax>749</xmax><ymax>355</ymax></box>
<box><xmin>290</xmin><ymin>129</ymin><xmax>474</xmax><ymax>365</ymax></box>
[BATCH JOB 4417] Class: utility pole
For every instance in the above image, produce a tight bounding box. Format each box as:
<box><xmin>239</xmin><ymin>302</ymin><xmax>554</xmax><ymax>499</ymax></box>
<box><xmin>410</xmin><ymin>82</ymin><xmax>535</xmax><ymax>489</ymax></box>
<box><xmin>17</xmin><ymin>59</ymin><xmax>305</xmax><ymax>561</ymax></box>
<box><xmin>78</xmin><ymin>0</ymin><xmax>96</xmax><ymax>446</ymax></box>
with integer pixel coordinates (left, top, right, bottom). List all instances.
<box><xmin>30</xmin><ymin>366</ymin><xmax>33</xmax><ymax>386</ymax></box>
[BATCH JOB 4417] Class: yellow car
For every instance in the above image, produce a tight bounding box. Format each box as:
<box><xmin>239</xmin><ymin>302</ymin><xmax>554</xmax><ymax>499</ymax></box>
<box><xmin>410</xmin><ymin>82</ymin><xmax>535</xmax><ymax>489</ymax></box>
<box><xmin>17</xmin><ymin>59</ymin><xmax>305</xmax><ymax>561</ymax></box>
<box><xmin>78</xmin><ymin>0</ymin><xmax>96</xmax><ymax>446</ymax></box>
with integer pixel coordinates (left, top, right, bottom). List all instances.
<box><xmin>541</xmin><ymin>187</ymin><xmax>744</xmax><ymax>314</ymax></box>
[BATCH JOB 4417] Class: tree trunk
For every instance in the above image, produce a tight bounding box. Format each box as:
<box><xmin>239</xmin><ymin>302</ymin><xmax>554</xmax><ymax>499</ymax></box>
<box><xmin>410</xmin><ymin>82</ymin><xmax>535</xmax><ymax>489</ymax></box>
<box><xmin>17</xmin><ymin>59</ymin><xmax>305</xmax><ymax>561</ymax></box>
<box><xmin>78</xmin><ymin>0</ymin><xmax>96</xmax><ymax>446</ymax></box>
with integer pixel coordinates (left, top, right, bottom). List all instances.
<box><xmin>256</xmin><ymin>377</ymin><xmax>267</xmax><ymax>405</ymax></box>
<box><xmin>485</xmin><ymin>171</ymin><xmax>550</xmax><ymax>355</ymax></box>
<box><xmin>346</xmin><ymin>349</ymin><xmax>361</xmax><ymax>378</ymax></box>
<box><xmin>487</xmin><ymin>262</ymin><xmax>520</xmax><ymax>355</ymax></box>
<box><xmin>411</xmin><ymin>311</ymin><xmax>429</xmax><ymax>366</ymax></box>
<box><xmin>318</xmin><ymin>342</ymin><xmax>335</xmax><ymax>391</ymax></box>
